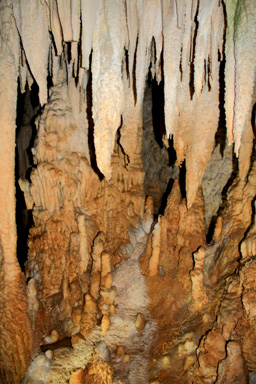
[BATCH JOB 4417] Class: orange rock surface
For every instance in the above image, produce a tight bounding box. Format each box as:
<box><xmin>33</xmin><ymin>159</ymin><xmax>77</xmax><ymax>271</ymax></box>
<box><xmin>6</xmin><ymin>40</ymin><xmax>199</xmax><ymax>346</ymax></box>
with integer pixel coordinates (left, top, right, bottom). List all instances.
<box><xmin>0</xmin><ymin>1</ymin><xmax>255</xmax><ymax>383</ymax></box>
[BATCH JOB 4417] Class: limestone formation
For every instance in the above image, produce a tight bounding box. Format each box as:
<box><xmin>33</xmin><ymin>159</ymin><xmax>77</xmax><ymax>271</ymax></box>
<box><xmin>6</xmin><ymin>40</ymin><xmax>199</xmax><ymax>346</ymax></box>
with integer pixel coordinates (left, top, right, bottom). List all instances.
<box><xmin>0</xmin><ymin>0</ymin><xmax>255</xmax><ymax>383</ymax></box>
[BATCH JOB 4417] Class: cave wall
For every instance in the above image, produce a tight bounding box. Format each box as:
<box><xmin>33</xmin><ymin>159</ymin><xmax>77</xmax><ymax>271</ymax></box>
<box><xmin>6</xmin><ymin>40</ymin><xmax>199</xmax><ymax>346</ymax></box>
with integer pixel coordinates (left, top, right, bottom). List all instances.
<box><xmin>0</xmin><ymin>0</ymin><xmax>255</xmax><ymax>383</ymax></box>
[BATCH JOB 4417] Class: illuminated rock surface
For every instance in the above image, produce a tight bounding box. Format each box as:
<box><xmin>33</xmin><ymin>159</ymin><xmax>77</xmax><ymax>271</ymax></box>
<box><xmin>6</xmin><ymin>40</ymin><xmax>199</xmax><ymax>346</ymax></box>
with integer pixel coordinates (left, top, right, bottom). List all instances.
<box><xmin>0</xmin><ymin>0</ymin><xmax>255</xmax><ymax>383</ymax></box>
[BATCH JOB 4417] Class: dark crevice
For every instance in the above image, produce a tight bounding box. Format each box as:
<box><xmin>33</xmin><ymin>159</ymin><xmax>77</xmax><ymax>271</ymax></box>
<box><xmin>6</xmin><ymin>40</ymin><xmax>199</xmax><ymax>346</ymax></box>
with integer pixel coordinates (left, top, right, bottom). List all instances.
<box><xmin>116</xmin><ymin>116</ymin><xmax>130</xmax><ymax>168</ymax></box>
<box><xmin>179</xmin><ymin>46</ymin><xmax>183</xmax><ymax>81</ymax></box>
<box><xmin>189</xmin><ymin>1</ymin><xmax>199</xmax><ymax>100</ymax></box>
<box><xmin>238</xmin><ymin>196</ymin><xmax>256</xmax><ymax>263</ymax></box>
<box><xmin>47</xmin><ymin>75</ymin><xmax>54</xmax><ymax>92</ymax></box>
<box><xmin>157</xmin><ymin>138</ymin><xmax>177</xmax><ymax>214</ymax></box>
<box><xmin>206</xmin><ymin>215</ymin><xmax>218</xmax><ymax>244</ymax></box>
<box><xmin>75</xmin><ymin>34</ymin><xmax>83</xmax><ymax>87</ymax></box>
<box><xmin>27</xmin><ymin>82</ymin><xmax>40</xmax><ymax>181</ymax></box>
<box><xmin>204</xmin><ymin>59</ymin><xmax>207</xmax><ymax>85</ymax></box>
<box><xmin>207</xmin><ymin>56</ymin><xmax>212</xmax><ymax>91</ymax></box>
<box><xmin>206</xmin><ymin>145</ymin><xmax>239</xmax><ymax>243</ymax></box>
<box><xmin>149</xmin><ymin>37</ymin><xmax>157</xmax><ymax>78</ymax></box>
<box><xmin>252</xmin><ymin>102</ymin><xmax>256</xmax><ymax>138</ymax></box>
<box><xmin>49</xmin><ymin>31</ymin><xmax>58</xmax><ymax>57</ymax></box>
<box><xmin>151</xmin><ymin>78</ymin><xmax>166</xmax><ymax>148</ymax></box>
<box><xmin>41</xmin><ymin>337</ymin><xmax>72</xmax><ymax>352</ymax></box>
<box><xmin>124</xmin><ymin>48</ymin><xmax>130</xmax><ymax>80</ymax></box>
<box><xmin>158</xmin><ymin>179</ymin><xmax>174</xmax><ymax>215</ymax></box>
<box><xmin>15</xmin><ymin>80</ymin><xmax>39</xmax><ymax>271</ymax></box>
<box><xmin>247</xmin><ymin>103</ymin><xmax>256</xmax><ymax>180</ymax></box>
<box><xmin>86</xmin><ymin>52</ymin><xmax>104</xmax><ymax>181</ymax></box>
<box><xmin>67</xmin><ymin>42</ymin><xmax>72</xmax><ymax>63</ymax></box>
<box><xmin>168</xmin><ymin>136</ymin><xmax>177</xmax><ymax>166</ymax></box>
<box><xmin>142</xmin><ymin>78</ymin><xmax>177</xmax><ymax>215</ymax></box>
<box><xmin>132</xmin><ymin>35</ymin><xmax>139</xmax><ymax>105</ymax></box>
<box><xmin>247</xmin><ymin>139</ymin><xmax>256</xmax><ymax>182</ymax></box>
<box><xmin>215</xmin><ymin>0</ymin><xmax>227</xmax><ymax>156</ymax></box>
<box><xmin>179</xmin><ymin>160</ymin><xmax>187</xmax><ymax>199</ymax></box>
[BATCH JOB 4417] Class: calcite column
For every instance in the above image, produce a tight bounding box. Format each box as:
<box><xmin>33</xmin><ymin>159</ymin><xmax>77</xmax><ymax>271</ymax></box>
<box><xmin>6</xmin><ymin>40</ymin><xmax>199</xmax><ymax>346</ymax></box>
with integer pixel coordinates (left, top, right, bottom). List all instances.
<box><xmin>0</xmin><ymin>2</ymin><xmax>33</xmax><ymax>383</ymax></box>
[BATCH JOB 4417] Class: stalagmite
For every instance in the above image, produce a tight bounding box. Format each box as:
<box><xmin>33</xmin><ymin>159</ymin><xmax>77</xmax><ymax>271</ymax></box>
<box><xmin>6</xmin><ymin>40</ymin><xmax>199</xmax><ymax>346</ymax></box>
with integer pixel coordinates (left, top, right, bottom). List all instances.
<box><xmin>23</xmin><ymin>351</ymin><xmax>53</xmax><ymax>384</ymax></box>
<box><xmin>101</xmin><ymin>315</ymin><xmax>111</xmax><ymax>335</ymax></box>
<box><xmin>190</xmin><ymin>246</ymin><xmax>208</xmax><ymax>310</ymax></box>
<box><xmin>90</xmin><ymin>232</ymin><xmax>104</xmax><ymax>299</ymax></box>
<box><xmin>101</xmin><ymin>251</ymin><xmax>112</xmax><ymax>289</ymax></box>
<box><xmin>77</xmin><ymin>215</ymin><xmax>90</xmax><ymax>273</ymax></box>
<box><xmin>18</xmin><ymin>178</ymin><xmax>34</xmax><ymax>210</ymax></box>
<box><xmin>80</xmin><ymin>294</ymin><xmax>98</xmax><ymax>339</ymax></box>
<box><xmin>27</xmin><ymin>278</ymin><xmax>39</xmax><ymax>318</ymax></box>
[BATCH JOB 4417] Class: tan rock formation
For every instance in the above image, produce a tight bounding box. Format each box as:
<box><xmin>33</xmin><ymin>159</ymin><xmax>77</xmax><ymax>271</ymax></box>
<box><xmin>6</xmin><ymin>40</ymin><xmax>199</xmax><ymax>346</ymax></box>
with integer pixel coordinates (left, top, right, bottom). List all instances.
<box><xmin>80</xmin><ymin>294</ymin><xmax>98</xmax><ymax>339</ymax></box>
<box><xmin>0</xmin><ymin>1</ymin><xmax>255</xmax><ymax>383</ymax></box>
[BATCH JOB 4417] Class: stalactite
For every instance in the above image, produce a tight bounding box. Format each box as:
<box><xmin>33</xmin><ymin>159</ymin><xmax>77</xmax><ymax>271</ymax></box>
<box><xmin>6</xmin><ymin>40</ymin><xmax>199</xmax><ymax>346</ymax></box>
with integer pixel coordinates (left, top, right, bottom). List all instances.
<box><xmin>81</xmin><ymin>0</ymin><xmax>100</xmax><ymax>69</ymax></box>
<box><xmin>13</xmin><ymin>0</ymin><xmax>50</xmax><ymax>105</ymax></box>
<box><xmin>162</xmin><ymin>0</ymin><xmax>185</xmax><ymax>139</ymax></box>
<box><xmin>225</xmin><ymin>0</ymin><xmax>236</xmax><ymax>145</ymax></box>
<box><xmin>233</xmin><ymin>0</ymin><xmax>256</xmax><ymax>155</ymax></box>
<box><xmin>0</xmin><ymin>1</ymin><xmax>256</xmax><ymax>382</ymax></box>
<box><xmin>194</xmin><ymin>0</ymin><xmax>216</xmax><ymax>98</ymax></box>
<box><xmin>91</xmin><ymin>0</ymin><xmax>125</xmax><ymax>180</ymax></box>
<box><xmin>71</xmin><ymin>0</ymin><xmax>80</xmax><ymax>42</ymax></box>
<box><xmin>135</xmin><ymin>0</ymin><xmax>162</xmax><ymax>107</ymax></box>
<box><xmin>57</xmin><ymin>0</ymin><xmax>73</xmax><ymax>42</ymax></box>
<box><xmin>50</xmin><ymin>0</ymin><xmax>63</xmax><ymax>56</ymax></box>
<box><xmin>126</xmin><ymin>0</ymin><xmax>139</xmax><ymax>80</ymax></box>
<box><xmin>8</xmin><ymin>0</ymin><xmax>253</xmax><ymax>199</ymax></box>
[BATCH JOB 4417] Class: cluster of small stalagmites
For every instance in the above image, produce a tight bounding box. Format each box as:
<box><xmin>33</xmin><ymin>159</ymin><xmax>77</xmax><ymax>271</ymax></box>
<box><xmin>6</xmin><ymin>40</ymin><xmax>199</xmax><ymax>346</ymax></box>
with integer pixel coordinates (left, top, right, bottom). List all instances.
<box><xmin>139</xmin><ymin>177</ymin><xmax>254</xmax><ymax>382</ymax></box>
<box><xmin>141</xmin><ymin>182</ymin><xmax>205</xmax><ymax>315</ymax></box>
<box><xmin>27</xmin><ymin>89</ymin><xmax>146</xmax><ymax>303</ymax></box>
<box><xmin>78</xmin><ymin>232</ymin><xmax>117</xmax><ymax>338</ymax></box>
<box><xmin>49</xmin><ymin>231</ymin><xmax>118</xmax><ymax>342</ymax></box>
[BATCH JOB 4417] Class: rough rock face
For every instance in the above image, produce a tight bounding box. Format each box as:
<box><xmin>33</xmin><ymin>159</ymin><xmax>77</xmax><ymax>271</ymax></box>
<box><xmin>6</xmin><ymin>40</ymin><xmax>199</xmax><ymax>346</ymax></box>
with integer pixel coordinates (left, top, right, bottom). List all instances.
<box><xmin>0</xmin><ymin>1</ymin><xmax>255</xmax><ymax>383</ymax></box>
